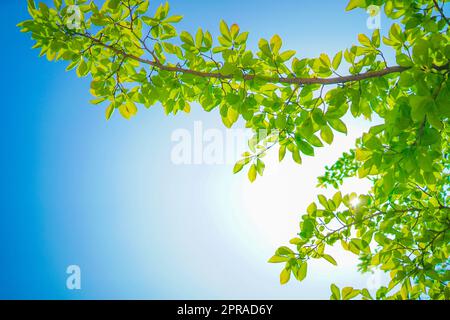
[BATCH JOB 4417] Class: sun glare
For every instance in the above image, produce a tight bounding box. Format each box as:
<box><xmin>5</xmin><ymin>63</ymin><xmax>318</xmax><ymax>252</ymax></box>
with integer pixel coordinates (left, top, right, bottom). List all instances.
<box><xmin>239</xmin><ymin>118</ymin><xmax>374</xmax><ymax>254</ymax></box>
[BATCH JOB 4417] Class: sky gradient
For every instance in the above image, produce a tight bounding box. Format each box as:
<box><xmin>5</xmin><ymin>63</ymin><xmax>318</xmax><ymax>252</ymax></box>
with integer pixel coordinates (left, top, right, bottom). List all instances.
<box><xmin>1</xmin><ymin>0</ymin><xmax>395</xmax><ymax>299</ymax></box>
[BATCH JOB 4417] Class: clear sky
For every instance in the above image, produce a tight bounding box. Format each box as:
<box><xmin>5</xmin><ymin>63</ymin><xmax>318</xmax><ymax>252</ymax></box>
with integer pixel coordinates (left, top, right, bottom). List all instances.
<box><xmin>1</xmin><ymin>0</ymin><xmax>395</xmax><ymax>299</ymax></box>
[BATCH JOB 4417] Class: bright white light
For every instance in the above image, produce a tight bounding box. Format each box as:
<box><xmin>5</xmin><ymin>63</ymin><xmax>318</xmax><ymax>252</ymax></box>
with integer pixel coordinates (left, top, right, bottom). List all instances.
<box><xmin>239</xmin><ymin>117</ymin><xmax>374</xmax><ymax>257</ymax></box>
<box><xmin>350</xmin><ymin>197</ymin><xmax>361</xmax><ymax>208</ymax></box>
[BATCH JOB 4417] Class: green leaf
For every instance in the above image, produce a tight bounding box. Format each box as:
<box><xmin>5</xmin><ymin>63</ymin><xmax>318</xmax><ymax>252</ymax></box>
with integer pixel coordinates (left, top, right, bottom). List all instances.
<box><xmin>230</xmin><ymin>24</ymin><xmax>240</xmax><ymax>39</ymax></box>
<box><xmin>53</xmin><ymin>0</ymin><xmax>62</xmax><ymax>9</ymax></box>
<box><xmin>256</xmin><ymin>159</ymin><xmax>265</xmax><ymax>176</ymax></box>
<box><xmin>396</xmin><ymin>53</ymin><xmax>413</xmax><ymax>67</ymax></box>
<box><xmin>342</xmin><ymin>287</ymin><xmax>360</xmax><ymax>300</ymax></box>
<box><xmin>372</xmin><ymin>29</ymin><xmax>380</xmax><ymax>47</ymax></box>
<box><xmin>297</xmin><ymin>262</ymin><xmax>308</xmax><ymax>281</ymax></box>
<box><xmin>221</xmin><ymin>62</ymin><xmax>237</xmax><ymax>76</ymax></box>
<box><xmin>268</xmin><ymin>255</ymin><xmax>289</xmax><ymax>263</ymax></box>
<box><xmin>332</xmin><ymin>51</ymin><xmax>342</xmax><ymax>70</ymax></box>
<box><xmin>27</xmin><ymin>0</ymin><xmax>36</xmax><ymax>10</ymax></box>
<box><xmin>332</xmin><ymin>191</ymin><xmax>342</xmax><ymax>207</ymax></box>
<box><xmin>298</xmin><ymin>140</ymin><xmax>314</xmax><ymax>156</ymax></box>
<box><xmin>412</xmin><ymin>40</ymin><xmax>429</xmax><ymax>65</ymax></box>
<box><xmin>248</xmin><ymin>164</ymin><xmax>257</xmax><ymax>183</ymax></box>
<box><xmin>384</xmin><ymin>1</ymin><xmax>393</xmax><ymax>16</ymax></box>
<box><xmin>312</xmin><ymin>109</ymin><xmax>326</xmax><ymax>126</ymax></box>
<box><xmin>258</xmin><ymin>38</ymin><xmax>272</xmax><ymax>56</ymax></box>
<box><xmin>328</xmin><ymin>119</ymin><xmax>347</xmax><ymax>134</ymax></box>
<box><xmin>358</xmin><ymin>34</ymin><xmax>371</xmax><ymax>47</ymax></box>
<box><xmin>279</xmin><ymin>145</ymin><xmax>286</xmax><ymax>162</ymax></box>
<box><xmin>233</xmin><ymin>159</ymin><xmax>247</xmax><ymax>174</ymax></box>
<box><xmin>307</xmin><ymin>202</ymin><xmax>317</xmax><ymax>216</ymax></box>
<box><xmin>280</xmin><ymin>268</ymin><xmax>291</xmax><ymax>285</ymax></box>
<box><xmin>270</xmin><ymin>35</ymin><xmax>282</xmax><ymax>54</ymax></box>
<box><xmin>180</xmin><ymin>31</ymin><xmax>194</xmax><ymax>46</ymax></box>
<box><xmin>331</xmin><ymin>284</ymin><xmax>341</xmax><ymax>300</ymax></box>
<box><xmin>319</xmin><ymin>53</ymin><xmax>331</xmax><ymax>68</ymax></box>
<box><xmin>300</xmin><ymin>219</ymin><xmax>314</xmax><ymax>239</ymax></box>
<box><xmin>203</xmin><ymin>31</ymin><xmax>213</xmax><ymax>48</ymax></box>
<box><xmin>320</xmin><ymin>126</ymin><xmax>334</xmax><ymax>144</ymax></box>
<box><xmin>350</xmin><ymin>238</ymin><xmax>370</xmax><ymax>253</ymax></box>
<box><xmin>165</xmin><ymin>15</ymin><xmax>183</xmax><ymax>23</ymax></box>
<box><xmin>76</xmin><ymin>59</ymin><xmax>88</xmax><ymax>77</ymax></box>
<box><xmin>227</xmin><ymin>107</ymin><xmax>239</xmax><ymax>124</ymax></box>
<box><xmin>346</xmin><ymin>0</ymin><xmax>365</xmax><ymax>11</ymax></box>
<box><xmin>361</xmin><ymin>288</ymin><xmax>373</xmax><ymax>300</ymax></box>
<box><xmin>318</xmin><ymin>195</ymin><xmax>328</xmax><ymax>209</ymax></box>
<box><xmin>119</xmin><ymin>101</ymin><xmax>138</xmax><ymax>120</ymax></box>
<box><xmin>154</xmin><ymin>3</ymin><xmax>169</xmax><ymax>20</ymax></box>
<box><xmin>279</xmin><ymin>50</ymin><xmax>296</xmax><ymax>62</ymax></box>
<box><xmin>142</xmin><ymin>16</ymin><xmax>159</xmax><ymax>26</ymax></box>
<box><xmin>409</xmin><ymin>95</ymin><xmax>433</xmax><ymax>123</ymax></box>
<box><xmin>136</xmin><ymin>1</ymin><xmax>149</xmax><ymax>14</ymax></box>
<box><xmin>66</xmin><ymin>59</ymin><xmax>79</xmax><ymax>71</ymax></box>
<box><xmin>195</xmin><ymin>28</ymin><xmax>204</xmax><ymax>48</ymax></box>
<box><xmin>105</xmin><ymin>104</ymin><xmax>115</xmax><ymax>120</ymax></box>
<box><xmin>292</xmin><ymin>148</ymin><xmax>302</xmax><ymax>164</ymax></box>
<box><xmin>108</xmin><ymin>0</ymin><xmax>120</xmax><ymax>10</ymax></box>
<box><xmin>235</xmin><ymin>32</ymin><xmax>249</xmax><ymax>45</ymax></box>
<box><xmin>277</xmin><ymin>246</ymin><xmax>294</xmax><ymax>255</ymax></box>
<box><xmin>323</xmin><ymin>254</ymin><xmax>338</xmax><ymax>266</ymax></box>
<box><xmin>219</xmin><ymin>20</ymin><xmax>231</xmax><ymax>41</ymax></box>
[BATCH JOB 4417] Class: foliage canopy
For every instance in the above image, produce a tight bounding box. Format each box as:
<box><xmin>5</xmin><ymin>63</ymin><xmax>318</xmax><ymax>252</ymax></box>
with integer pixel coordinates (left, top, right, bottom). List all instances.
<box><xmin>19</xmin><ymin>0</ymin><xmax>450</xmax><ymax>299</ymax></box>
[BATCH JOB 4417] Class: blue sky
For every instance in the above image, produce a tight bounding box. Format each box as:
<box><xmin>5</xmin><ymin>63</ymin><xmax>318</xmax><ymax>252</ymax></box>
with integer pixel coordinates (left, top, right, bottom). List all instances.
<box><xmin>0</xmin><ymin>0</ymin><xmax>394</xmax><ymax>299</ymax></box>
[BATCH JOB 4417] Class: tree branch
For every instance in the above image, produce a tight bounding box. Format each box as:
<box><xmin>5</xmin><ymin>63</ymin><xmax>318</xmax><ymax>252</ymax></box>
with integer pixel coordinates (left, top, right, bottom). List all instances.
<box><xmin>71</xmin><ymin>31</ymin><xmax>412</xmax><ymax>86</ymax></box>
<box><xmin>433</xmin><ymin>0</ymin><xmax>450</xmax><ymax>26</ymax></box>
